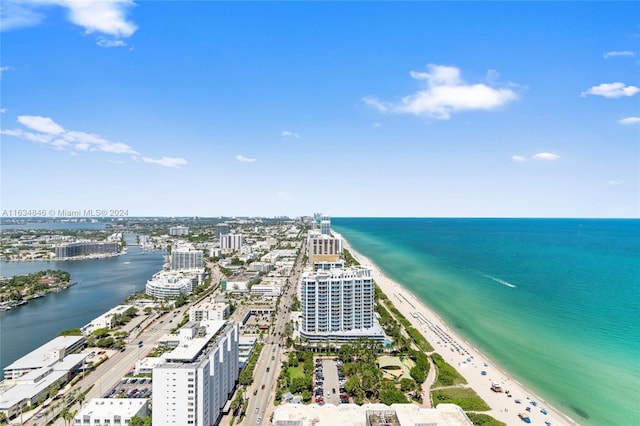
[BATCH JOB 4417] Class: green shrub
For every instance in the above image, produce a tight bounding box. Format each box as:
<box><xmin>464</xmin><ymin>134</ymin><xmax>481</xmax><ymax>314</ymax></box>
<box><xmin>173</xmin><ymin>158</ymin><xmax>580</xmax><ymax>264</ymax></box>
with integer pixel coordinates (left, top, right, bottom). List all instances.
<box><xmin>431</xmin><ymin>387</ymin><xmax>489</xmax><ymax>411</ymax></box>
<box><xmin>465</xmin><ymin>413</ymin><xmax>507</xmax><ymax>426</ymax></box>
<box><xmin>431</xmin><ymin>353</ymin><xmax>467</xmax><ymax>387</ymax></box>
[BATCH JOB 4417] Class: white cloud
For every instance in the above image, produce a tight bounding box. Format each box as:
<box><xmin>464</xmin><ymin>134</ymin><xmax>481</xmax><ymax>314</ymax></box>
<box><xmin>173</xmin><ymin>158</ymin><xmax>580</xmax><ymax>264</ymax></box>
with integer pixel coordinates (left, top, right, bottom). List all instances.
<box><xmin>0</xmin><ymin>1</ymin><xmax>44</xmax><ymax>31</ymax></box>
<box><xmin>1</xmin><ymin>128</ymin><xmax>53</xmax><ymax>144</ymax></box>
<box><xmin>363</xmin><ymin>64</ymin><xmax>519</xmax><ymax>120</ymax></box>
<box><xmin>511</xmin><ymin>155</ymin><xmax>526</xmax><ymax>162</ymax></box>
<box><xmin>607</xmin><ymin>180</ymin><xmax>623</xmax><ymax>185</ymax></box>
<box><xmin>236</xmin><ymin>154</ymin><xmax>256</xmax><ymax>162</ymax></box>
<box><xmin>282</xmin><ymin>130</ymin><xmax>300</xmax><ymax>138</ymax></box>
<box><xmin>0</xmin><ymin>66</ymin><xmax>10</xmax><ymax>78</ymax></box>
<box><xmin>63</xmin><ymin>130</ymin><xmax>139</xmax><ymax>154</ymax></box>
<box><xmin>1</xmin><ymin>0</ymin><xmax>137</xmax><ymax>42</ymax></box>
<box><xmin>18</xmin><ymin>115</ymin><xmax>65</xmax><ymax>134</ymax></box>
<box><xmin>603</xmin><ymin>51</ymin><xmax>635</xmax><ymax>59</ymax></box>
<box><xmin>142</xmin><ymin>156</ymin><xmax>188</xmax><ymax>168</ymax></box>
<box><xmin>2</xmin><ymin>114</ymin><xmax>187</xmax><ymax>167</ymax></box>
<box><xmin>96</xmin><ymin>37</ymin><xmax>127</xmax><ymax>48</ymax></box>
<box><xmin>618</xmin><ymin>116</ymin><xmax>640</xmax><ymax>125</ymax></box>
<box><xmin>581</xmin><ymin>82</ymin><xmax>640</xmax><ymax>98</ymax></box>
<box><xmin>0</xmin><ymin>108</ymin><xmax>7</xmax><ymax>113</ymax></box>
<box><xmin>533</xmin><ymin>152</ymin><xmax>559</xmax><ymax>161</ymax></box>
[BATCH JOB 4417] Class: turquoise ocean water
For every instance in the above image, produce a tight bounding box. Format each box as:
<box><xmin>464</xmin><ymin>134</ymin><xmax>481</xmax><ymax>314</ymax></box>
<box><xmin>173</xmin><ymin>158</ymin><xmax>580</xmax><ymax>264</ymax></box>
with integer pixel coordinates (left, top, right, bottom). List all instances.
<box><xmin>332</xmin><ymin>218</ymin><xmax>639</xmax><ymax>426</ymax></box>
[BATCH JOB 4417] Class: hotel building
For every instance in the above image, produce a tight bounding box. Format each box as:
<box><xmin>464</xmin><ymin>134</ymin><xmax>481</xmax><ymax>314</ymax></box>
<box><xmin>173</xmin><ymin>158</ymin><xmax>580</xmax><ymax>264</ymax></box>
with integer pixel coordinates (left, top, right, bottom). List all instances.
<box><xmin>145</xmin><ymin>271</ymin><xmax>200</xmax><ymax>299</ymax></box>
<box><xmin>171</xmin><ymin>245</ymin><xmax>204</xmax><ymax>271</ymax></box>
<box><xmin>299</xmin><ymin>266</ymin><xmax>384</xmax><ymax>345</ymax></box>
<box><xmin>220</xmin><ymin>233</ymin><xmax>243</xmax><ymax>251</ymax></box>
<box><xmin>152</xmin><ymin>321</ymin><xmax>239</xmax><ymax>426</ymax></box>
<box><xmin>55</xmin><ymin>241</ymin><xmax>119</xmax><ymax>259</ymax></box>
<box><xmin>307</xmin><ymin>230</ymin><xmax>343</xmax><ymax>266</ymax></box>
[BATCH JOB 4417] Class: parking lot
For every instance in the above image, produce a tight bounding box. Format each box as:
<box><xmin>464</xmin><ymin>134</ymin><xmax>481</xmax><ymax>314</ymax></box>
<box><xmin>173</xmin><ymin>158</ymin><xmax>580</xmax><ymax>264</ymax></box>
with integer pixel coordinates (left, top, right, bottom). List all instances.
<box><xmin>313</xmin><ymin>357</ymin><xmax>350</xmax><ymax>405</ymax></box>
<box><xmin>105</xmin><ymin>376</ymin><xmax>153</xmax><ymax>399</ymax></box>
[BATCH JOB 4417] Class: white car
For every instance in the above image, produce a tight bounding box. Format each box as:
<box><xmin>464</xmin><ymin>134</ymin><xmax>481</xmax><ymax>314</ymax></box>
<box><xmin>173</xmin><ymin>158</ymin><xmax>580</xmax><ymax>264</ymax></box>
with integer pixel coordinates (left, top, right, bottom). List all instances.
<box><xmin>256</xmin><ymin>416</ymin><xmax>262</xmax><ymax>424</ymax></box>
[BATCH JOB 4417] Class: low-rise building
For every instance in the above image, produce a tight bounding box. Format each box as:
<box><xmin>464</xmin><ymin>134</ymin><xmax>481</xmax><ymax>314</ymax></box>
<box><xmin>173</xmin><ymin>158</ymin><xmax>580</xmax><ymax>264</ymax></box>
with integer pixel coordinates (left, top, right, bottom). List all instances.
<box><xmin>1</xmin><ymin>336</ymin><xmax>86</xmax><ymax>420</ymax></box>
<box><xmin>81</xmin><ymin>305</ymin><xmax>135</xmax><ymax>336</ymax></box>
<box><xmin>238</xmin><ymin>336</ymin><xmax>257</xmax><ymax>369</ymax></box>
<box><xmin>189</xmin><ymin>302</ymin><xmax>230</xmax><ymax>322</ymax></box>
<box><xmin>248</xmin><ymin>261</ymin><xmax>272</xmax><ymax>273</ymax></box>
<box><xmin>3</xmin><ymin>336</ymin><xmax>85</xmax><ymax>380</ymax></box>
<box><xmin>250</xmin><ymin>283</ymin><xmax>282</xmax><ymax>297</ymax></box>
<box><xmin>272</xmin><ymin>403</ymin><xmax>472</xmax><ymax>426</ymax></box>
<box><xmin>73</xmin><ymin>398</ymin><xmax>149</xmax><ymax>426</ymax></box>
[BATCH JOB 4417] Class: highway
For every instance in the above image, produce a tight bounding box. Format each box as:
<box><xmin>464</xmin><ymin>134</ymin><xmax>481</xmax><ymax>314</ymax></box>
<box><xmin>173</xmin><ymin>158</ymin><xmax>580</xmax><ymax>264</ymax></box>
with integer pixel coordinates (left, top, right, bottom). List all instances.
<box><xmin>242</xmin><ymin>241</ymin><xmax>305</xmax><ymax>425</ymax></box>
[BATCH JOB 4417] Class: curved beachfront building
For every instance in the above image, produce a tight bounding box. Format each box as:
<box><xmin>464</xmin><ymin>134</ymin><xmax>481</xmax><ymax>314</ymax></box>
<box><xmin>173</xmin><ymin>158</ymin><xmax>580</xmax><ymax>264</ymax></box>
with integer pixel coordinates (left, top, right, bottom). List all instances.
<box><xmin>145</xmin><ymin>271</ymin><xmax>196</xmax><ymax>299</ymax></box>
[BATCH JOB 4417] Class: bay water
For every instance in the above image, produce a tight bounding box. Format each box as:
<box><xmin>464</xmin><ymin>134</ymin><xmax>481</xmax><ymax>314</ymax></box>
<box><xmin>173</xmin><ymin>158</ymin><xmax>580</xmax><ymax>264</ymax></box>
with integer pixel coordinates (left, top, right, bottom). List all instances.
<box><xmin>332</xmin><ymin>218</ymin><xmax>639</xmax><ymax>426</ymax></box>
<box><xmin>0</xmin><ymin>236</ymin><xmax>164</xmax><ymax>377</ymax></box>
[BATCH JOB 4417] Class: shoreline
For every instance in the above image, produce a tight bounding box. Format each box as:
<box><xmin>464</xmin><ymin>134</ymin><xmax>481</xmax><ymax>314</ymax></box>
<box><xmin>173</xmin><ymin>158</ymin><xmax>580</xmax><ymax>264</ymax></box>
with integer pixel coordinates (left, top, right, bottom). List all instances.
<box><xmin>338</xmin><ymin>234</ymin><xmax>579</xmax><ymax>426</ymax></box>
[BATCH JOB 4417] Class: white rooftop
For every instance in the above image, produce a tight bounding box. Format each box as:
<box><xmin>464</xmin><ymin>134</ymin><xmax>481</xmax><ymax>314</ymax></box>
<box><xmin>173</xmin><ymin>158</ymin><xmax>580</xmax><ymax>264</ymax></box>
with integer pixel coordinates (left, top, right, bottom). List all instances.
<box><xmin>0</xmin><ymin>354</ymin><xmax>85</xmax><ymax>409</ymax></box>
<box><xmin>3</xmin><ymin>336</ymin><xmax>84</xmax><ymax>372</ymax></box>
<box><xmin>75</xmin><ymin>398</ymin><xmax>148</xmax><ymax>418</ymax></box>
<box><xmin>273</xmin><ymin>403</ymin><xmax>473</xmax><ymax>426</ymax></box>
<box><xmin>162</xmin><ymin>320</ymin><xmax>226</xmax><ymax>362</ymax></box>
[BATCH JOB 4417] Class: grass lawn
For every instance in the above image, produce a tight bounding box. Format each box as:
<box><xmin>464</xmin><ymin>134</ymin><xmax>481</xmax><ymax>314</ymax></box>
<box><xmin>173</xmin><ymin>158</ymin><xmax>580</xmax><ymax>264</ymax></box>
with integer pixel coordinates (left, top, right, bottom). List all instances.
<box><xmin>287</xmin><ymin>365</ymin><xmax>305</xmax><ymax>381</ymax></box>
<box><xmin>431</xmin><ymin>387</ymin><xmax>490</xmax><ymax>411</ymax></box>
<box><xmin>465</xmin><ymin>412</ymin><xmax>507</xmax><ymax>426</ymax></box>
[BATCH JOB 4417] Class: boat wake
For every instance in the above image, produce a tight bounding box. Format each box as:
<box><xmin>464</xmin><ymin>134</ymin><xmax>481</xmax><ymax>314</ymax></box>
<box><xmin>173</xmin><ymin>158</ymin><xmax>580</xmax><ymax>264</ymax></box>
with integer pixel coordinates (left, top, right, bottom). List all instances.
<box><xmin>479</xmin><ymin>272</ymin><xmax>517</xmax><ymax>288</ymax></box>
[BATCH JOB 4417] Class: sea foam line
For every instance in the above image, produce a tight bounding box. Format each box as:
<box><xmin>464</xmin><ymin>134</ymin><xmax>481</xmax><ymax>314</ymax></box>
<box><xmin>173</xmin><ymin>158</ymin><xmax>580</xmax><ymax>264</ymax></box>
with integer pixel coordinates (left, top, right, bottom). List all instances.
<box><xmin>479</xmin><ymin>272</ymin><xmax>517</xmax><ymax>288</ymax></box>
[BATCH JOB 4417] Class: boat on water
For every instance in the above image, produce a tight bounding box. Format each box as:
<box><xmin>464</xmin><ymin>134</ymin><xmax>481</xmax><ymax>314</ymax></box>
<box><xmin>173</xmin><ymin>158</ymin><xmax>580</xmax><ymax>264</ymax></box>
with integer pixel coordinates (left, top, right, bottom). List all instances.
<box><xmin>123</xmin><ymin>261</ymin><xmax>131</xmax><ymax>265</ymax></box>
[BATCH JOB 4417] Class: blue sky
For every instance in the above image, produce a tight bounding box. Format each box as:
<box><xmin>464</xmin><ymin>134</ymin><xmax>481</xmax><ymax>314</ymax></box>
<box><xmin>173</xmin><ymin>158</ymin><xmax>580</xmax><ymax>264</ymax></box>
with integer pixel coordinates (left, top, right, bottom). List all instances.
<box><xmin>1</xmin><ymin>1</ymin><xmax>638</xmax><ymax>218</ymax></box>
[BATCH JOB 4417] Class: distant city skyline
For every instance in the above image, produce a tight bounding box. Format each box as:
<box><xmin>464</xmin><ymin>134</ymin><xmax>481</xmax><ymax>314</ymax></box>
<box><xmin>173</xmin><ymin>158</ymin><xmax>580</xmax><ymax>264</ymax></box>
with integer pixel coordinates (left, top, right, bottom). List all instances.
<box><xmin>1</xmin><ymin>1</ymin><xmax>638</xmax><ymax>218</ymax></box>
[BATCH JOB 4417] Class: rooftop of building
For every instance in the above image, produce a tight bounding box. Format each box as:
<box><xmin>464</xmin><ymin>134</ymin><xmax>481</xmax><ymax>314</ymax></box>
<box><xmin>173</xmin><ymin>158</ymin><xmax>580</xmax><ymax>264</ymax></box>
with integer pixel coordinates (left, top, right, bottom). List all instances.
<box><xmin>0</xmin><ymin>354</ymin><xmax>86</xmax><ymax>409</ymax></box>
<box><xmin>3</xmin><ymin>336</ymin><xmax>84</xmax><ymax>372</ymax></box>
<box><xmin>161</xmin><ymin>320</ymin><xmax>227</xmax><ymax>363</ymax></box>
<box><xmin>74</xmin><ymin>398</ymin><xmax>148</xmax><ymax>418</ymax></box>
<box><xmin>272</xmin><ymin>403</ymin><xmax>473</xmax><ymax>426</ymax></box>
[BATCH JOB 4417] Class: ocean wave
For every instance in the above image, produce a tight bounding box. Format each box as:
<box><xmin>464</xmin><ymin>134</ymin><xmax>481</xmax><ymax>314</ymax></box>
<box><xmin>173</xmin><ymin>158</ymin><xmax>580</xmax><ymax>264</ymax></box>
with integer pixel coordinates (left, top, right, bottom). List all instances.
<box><xmin>479</xmin><ymin>272</ymin><xmax>517</xmax><ymax>288</ymax></box>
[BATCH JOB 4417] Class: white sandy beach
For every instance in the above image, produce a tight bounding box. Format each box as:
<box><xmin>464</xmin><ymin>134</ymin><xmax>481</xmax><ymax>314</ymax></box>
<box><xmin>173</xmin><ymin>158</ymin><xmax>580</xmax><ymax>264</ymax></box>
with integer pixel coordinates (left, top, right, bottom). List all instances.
<box><xmin>341</xmin><ymin>238</ymin><xmax>579</xmax><ymax>426</ymax></box>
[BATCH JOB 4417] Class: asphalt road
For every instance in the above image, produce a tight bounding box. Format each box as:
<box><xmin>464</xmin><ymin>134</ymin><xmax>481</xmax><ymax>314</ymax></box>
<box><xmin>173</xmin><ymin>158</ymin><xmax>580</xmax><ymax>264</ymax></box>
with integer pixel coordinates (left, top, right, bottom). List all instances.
<box><xmin>242</xmin><ymin>242</ymin><xmax>305</xmax><ymax>425</ymax></box>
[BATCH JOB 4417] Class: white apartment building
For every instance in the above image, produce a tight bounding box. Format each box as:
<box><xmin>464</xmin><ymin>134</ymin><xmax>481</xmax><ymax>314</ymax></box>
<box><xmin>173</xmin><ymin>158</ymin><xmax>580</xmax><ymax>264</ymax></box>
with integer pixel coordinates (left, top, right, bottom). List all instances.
<box><xmin>189</xmin><ymin>303</ymin><xmax>230</xmax><ymax>322</ymax></box>
<box><xmin>81</xmin><ymin>305</ymin><xmax>134</xmax><ymax>336</ymax></box>
<box><xmin>169</xmin><ymin>226</ymin><xmax>189</xmax><ymax>236</ymax></box>
<box><xmin>247</xmin><ymin>261</ymin><xmax>272</xmax><ymax>273</ymax></box>
<box><xmin>250</xmin><ymin>283</ymin><xmax>282</xmax><ymax>297</ymax></box>
<box><xmin>320</xmin><ymin>215</ymin><xmax>331</xmax><ymax>235</ymax></box>
<box><xmin>299</xmin><ymin>267</ymin><xmax>384</xmax><ymax>345</ymax></box>
<box><xmin>73</xmin><ymin>398</ymin><xmax>149</xmax><ymax>426</ymax></box>
<box><xmin>145</xmin><ymin>271</ymin><xmax>200</xmax><ymax>299</ymax></box>
<box><xmin>220</xmin><ymin>233</ymin><xmax>243</xmax><ymax>251</ymax></box>
<box><xmin>152</xmin><ymin>321</ymin><xmax>239</xmax><ymax>426</ymax></box>
<box><xmin>171</xmin><ymin>245</ymin><xmax>204</xmax><ymax>270</ymax></box>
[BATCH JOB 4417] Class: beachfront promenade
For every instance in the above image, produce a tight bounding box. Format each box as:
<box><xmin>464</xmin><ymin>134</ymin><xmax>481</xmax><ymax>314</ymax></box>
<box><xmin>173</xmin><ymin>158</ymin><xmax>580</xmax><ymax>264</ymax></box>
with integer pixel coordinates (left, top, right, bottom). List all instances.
<box><xmin>342</xmin><ymin>238</ymin><xmax>578</xmax><ymax>426</ymax></box>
